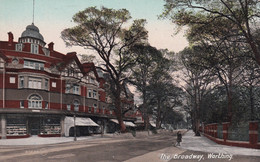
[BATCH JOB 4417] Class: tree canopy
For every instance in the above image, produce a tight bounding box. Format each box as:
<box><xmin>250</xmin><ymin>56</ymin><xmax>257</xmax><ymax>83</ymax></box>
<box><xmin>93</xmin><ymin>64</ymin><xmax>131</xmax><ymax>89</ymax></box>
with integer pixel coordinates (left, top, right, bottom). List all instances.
<box><xmin>61</xmin><ymin>6</ymin><xmax>148</xmax><ymax>132</ymax></box>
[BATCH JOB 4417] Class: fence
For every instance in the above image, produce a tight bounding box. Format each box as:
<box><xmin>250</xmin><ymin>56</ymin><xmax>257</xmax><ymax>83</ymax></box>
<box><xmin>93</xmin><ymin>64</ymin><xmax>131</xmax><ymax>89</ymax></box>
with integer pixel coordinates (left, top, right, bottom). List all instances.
<box><xmin>200</xmin><ymin>121</ymin><xmax>259</xmax><ymax>149</ymax></box>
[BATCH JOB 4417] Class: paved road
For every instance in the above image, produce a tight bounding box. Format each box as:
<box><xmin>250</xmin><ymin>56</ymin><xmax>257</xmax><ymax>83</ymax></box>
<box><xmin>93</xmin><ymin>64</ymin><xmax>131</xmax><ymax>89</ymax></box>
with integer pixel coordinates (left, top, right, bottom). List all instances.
<box><xmin>0</xmin><ymin>132</ymin><xmax>259</xmax><ymax>162</ymax></box>
<box><xmin>0</xmin><ymin>132</ymin><xmax>175</xmax><ymax>162</ymax></box>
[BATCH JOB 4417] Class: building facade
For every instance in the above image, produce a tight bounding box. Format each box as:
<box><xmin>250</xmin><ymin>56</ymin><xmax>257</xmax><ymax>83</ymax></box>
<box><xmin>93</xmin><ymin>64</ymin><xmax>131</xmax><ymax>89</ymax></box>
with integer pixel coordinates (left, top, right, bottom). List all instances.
<box><xmin>0</xmin><ymin>24</ymin><xmax>137</xmax><ymax>139</ymax></box>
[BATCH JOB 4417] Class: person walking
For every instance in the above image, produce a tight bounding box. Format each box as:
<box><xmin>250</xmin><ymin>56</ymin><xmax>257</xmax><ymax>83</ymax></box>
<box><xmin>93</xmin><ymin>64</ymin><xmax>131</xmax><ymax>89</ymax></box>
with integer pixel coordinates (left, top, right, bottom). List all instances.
<box><xmin>176</xmin><ymin>131</ymin><xmax>182</xmax><ymax>146</ymax></box>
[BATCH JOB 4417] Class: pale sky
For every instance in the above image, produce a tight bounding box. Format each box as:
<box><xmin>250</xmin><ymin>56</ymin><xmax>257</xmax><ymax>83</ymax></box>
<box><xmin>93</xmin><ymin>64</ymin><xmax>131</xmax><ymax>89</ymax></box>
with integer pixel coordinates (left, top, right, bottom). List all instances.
<box><xmin>0</xmin><ymin>0</ymin><xmax>188</xmax><ymax>55</ymax></box>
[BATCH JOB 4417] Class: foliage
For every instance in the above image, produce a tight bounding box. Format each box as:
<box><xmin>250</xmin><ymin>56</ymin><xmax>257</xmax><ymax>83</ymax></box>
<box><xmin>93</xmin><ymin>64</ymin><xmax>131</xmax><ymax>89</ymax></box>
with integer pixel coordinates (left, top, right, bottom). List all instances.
<box><xmin>61</xmin><ymin>6</ymin><xmax>148</xmax><ymax>132</ymax></box>
<box><xmin>161</xmin><ymin>0</ymin><xmax>260</xmax><ymax>65</ymax></box>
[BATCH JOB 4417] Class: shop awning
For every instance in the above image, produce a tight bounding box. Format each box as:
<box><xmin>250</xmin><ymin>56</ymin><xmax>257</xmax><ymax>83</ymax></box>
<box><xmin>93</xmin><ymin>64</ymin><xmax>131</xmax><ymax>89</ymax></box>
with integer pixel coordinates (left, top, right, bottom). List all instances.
<box><xmin>64</xmin><ymin>117</ymin><xmax>99</xmax><ymax>136</ymax></box>
<box><xmin>149</xmin><ymin>121</ymin><xmax>156</xmax><ymax>127</ymax></box>
<box><xmin>110</xmin><ymin>119</ymin><xmax>136</xmax><ymax>127</ymax></box>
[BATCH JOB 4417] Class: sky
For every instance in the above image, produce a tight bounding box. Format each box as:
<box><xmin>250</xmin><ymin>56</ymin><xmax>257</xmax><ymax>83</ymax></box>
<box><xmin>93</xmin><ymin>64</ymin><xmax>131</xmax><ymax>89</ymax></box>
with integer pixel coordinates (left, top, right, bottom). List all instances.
<box><xmin>0</xmin><ymin>0</ymin><xmax>188</xmax><ymax>55</ymax></box>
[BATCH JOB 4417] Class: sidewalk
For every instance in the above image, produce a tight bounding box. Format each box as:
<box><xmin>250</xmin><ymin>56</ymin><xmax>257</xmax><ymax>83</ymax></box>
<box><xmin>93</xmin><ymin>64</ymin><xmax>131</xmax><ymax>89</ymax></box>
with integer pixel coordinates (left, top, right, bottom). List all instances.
<box><xmin>0</xmin><ymin>135</ymin><xmax>101</xmax><ymax>146</ymax></box>
<box><xmin>179</xmin><ymin>130</ymin><xmax>260</xmax><ymax>156</ymax></box>
<box><xmin>124</xmin><ymin>130</ymin><xmax>260</xmax><ymax>162</ymax></box>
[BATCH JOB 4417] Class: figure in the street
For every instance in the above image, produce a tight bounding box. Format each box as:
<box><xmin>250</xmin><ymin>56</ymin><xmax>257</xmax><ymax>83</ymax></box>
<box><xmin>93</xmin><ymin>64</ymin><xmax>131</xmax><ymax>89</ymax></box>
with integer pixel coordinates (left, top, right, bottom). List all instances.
<box><xmin>176</xmin><ymin>131</ymin><xmax>182</xmax><ymax>146</ymax></box>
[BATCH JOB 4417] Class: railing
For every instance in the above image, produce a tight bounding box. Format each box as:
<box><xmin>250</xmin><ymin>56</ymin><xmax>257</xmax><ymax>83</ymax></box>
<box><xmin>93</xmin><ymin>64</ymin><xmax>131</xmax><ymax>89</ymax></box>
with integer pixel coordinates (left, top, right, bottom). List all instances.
<box><xmin>200</xmin><ymin>121</ymin><xmax>259</xmax><ymax>149</ymax></box>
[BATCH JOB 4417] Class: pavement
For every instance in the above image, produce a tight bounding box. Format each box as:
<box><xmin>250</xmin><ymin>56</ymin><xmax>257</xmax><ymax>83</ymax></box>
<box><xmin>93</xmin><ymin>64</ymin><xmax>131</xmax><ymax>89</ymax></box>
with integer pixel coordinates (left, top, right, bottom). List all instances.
<box><xmin>179</xmin><ymin>130</ymin><xmax>260</xmax><ymax>157</ymax></box>
<box><xmin>124</xmin><ymin>130</ymin><xmax>260</xmax><ymax>162</ymax></box>
<box><xmin>0</xmin><ymin>135</ymin><xmax>101</xmax><ymax>145</ymax></box>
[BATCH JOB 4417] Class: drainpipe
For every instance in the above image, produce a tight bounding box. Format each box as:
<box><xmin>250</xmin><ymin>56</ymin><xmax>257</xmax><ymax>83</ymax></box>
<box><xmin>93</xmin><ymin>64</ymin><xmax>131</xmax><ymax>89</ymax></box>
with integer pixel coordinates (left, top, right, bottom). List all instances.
<box><xmin>60</xmin><ymin>76</ymin><xmax>62</xmax><ymax>110</ymax></box>
<box><xmin>83</xmin><ymin>86</ymin><xmax>86</xmax><ymax>112</ymax></box>
<box><xmin>3</xmin><ymin>62</ymin><xmax>5</xmax><ymax>109</ymax></box>
<box><xmin>74</xmin><ymin>114</ymin><xmax>77</xmax><ymax>141</ymax></box>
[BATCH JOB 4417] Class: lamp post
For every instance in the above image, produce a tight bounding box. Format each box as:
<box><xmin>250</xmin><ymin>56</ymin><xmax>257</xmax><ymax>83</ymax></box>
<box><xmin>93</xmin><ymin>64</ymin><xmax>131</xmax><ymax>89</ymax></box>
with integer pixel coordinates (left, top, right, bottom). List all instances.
<box><xmin>74</xmin><ymin>114</ymin><xmax>77</xmax><ymax>141</ymax></box>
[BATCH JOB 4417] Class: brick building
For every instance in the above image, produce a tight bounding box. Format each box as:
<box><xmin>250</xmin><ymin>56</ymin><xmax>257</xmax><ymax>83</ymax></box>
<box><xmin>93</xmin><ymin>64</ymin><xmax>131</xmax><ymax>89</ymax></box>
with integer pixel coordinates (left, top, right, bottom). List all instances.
<box><xmin>0</xmin><ymin>23</ymin><xmax>136</xmax><ymax>138</ymax></box>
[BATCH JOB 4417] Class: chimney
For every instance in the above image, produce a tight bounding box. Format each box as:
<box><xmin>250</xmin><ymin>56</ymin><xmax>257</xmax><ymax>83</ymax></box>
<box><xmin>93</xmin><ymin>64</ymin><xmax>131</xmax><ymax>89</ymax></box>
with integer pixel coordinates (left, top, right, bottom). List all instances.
<box><xmin>8</xmin><ymin>32</ymin><xmax>13</xmax><ymax>45</ymax></box>
<box><xmin>48</xmin><ymin>42</ymin><xmax>54</xmax><ymax>51</ymax></box>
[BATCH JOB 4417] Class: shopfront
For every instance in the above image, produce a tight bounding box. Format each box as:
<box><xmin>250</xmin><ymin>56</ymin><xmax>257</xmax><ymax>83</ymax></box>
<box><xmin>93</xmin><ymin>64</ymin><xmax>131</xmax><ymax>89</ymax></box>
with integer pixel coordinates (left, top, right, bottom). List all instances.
<box><xmin>4</xmin><ymin>114</ymin><xmax>61</xmax><ymax>138</ymax></box>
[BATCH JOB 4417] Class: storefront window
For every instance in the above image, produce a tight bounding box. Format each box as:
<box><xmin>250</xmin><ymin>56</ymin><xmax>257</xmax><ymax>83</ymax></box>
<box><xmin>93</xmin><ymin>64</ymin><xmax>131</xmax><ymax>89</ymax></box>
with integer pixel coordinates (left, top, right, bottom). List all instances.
<box><xmin>41</xmin><ymin>117</ymin><xmax>61</xmax><ymax>135</ymax></box>
<box><xmin>6</xmin><ymin>116</ymin><xmax>27</xmax><ymax>136</ymax></box>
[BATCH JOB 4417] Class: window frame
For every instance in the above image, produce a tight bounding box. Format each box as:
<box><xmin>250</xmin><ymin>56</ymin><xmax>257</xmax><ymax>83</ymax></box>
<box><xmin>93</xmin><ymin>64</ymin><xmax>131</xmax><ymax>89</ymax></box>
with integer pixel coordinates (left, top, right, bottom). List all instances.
<box><xmin>28</xmin><ymin>94</ymin><xmax>42</xmax><ymax>109</ymax></box>
<box><xmin>31</xmin><ymin>44</ymin><xmax>39</xmax><ymax>54</ymax></box>
<box><xmin>74</xmin><ymin>100</ymin><xmax>79</xmax><ymax>111</ymax></box>
<box><xmin>28</xmin><ymin>77</ymin><xmax>42</xmax><ymax>89</ymax></box>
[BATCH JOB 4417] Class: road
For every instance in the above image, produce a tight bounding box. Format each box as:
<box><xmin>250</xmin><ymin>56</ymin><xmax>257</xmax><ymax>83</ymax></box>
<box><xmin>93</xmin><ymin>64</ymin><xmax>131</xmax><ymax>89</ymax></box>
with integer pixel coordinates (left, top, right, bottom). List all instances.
<box><xmin>0</xmin><ymin>132</ymin><xmax>259</xmax><ymax>162</ymax></box>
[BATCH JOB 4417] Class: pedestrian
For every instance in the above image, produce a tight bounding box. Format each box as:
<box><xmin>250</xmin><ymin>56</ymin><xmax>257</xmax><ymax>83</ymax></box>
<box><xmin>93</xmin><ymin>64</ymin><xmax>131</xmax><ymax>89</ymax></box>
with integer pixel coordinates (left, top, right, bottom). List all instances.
<box><xmin>176</xmin><ymin>131</ymin><xmax>182</xmax><ymax>146</ymax></box>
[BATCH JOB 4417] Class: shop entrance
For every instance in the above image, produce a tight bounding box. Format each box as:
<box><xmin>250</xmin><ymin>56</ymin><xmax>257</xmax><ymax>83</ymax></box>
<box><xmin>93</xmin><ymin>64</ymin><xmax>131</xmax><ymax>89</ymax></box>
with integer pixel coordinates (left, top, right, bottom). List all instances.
<box><xmin>28</xmin><ymin>117</ymin><xmax>41</xmax><ymax>135</ymax></box>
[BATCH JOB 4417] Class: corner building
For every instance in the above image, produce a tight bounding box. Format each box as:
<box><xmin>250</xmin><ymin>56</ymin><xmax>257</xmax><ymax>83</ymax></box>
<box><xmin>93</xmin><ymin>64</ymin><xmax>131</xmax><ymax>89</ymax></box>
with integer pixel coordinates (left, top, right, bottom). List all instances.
<box><xmin>0</xmin><ymin>24</ymin><xmax>136</xmax><ymax>139</ymax></box>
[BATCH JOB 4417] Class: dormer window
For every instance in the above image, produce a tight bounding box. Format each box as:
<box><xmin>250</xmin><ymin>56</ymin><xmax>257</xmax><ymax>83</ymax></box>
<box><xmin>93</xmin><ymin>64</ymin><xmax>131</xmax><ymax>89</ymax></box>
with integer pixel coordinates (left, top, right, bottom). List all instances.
<box><xmin>15</xmin><ymin>44</ymin><xmax>23</xmax><ymax>51</ymax></box>
<box><xmin>42</xmin><ymin>48</ymin><xmax>50</xmax><ymax>56</ymax></box>
<box><xmin>31</xmin><ymin>44</ymin><xmax>38</xmax><ymax>54</ymax></box>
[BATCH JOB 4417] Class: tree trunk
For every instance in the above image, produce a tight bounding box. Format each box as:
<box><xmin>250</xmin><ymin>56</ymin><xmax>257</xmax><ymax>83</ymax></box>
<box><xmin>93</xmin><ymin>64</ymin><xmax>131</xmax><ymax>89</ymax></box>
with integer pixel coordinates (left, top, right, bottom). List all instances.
<box><xmin>249</xmin><ymin>85</ymin><xmax>254</xmax><ymax>121</ymax></box>
<box><xmin>156</xmin><ymin>99</ymin><xmax>161</xmax><ymax>129</ymax></box>
<box><xmin>143</xmin><ymin>91</ymin><xmax>149</xmax><ymax>131</ymax></box>
<box><xmin>194</xmin><ymin>74</ymin><xmax>200</xmax><ymax>136</ymax></box>
<box><xmin>114</xmin><ymin>85</ymin><xmax>126</xmax><ymax>133</ymax></box>
<box><xmin>227</xmin><ymin>69</ymin><xmax>233</xmax><ymax>122</ymax></box>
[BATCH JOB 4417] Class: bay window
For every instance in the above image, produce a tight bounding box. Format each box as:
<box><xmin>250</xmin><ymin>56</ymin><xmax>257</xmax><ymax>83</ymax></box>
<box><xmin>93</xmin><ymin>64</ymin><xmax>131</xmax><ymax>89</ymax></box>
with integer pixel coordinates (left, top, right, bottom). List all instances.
<box><xmin>28</xmin><ymin>77</ymin><xmax>42</xmax><ymax>89</ymax></box>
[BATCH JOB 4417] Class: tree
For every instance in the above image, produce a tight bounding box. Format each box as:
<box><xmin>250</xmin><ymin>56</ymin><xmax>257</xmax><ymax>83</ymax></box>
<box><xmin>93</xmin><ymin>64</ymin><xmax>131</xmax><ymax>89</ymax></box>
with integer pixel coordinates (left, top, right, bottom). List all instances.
<box><xmin>61</xmin><ymin>7</ymin><xmax>148</xmax><ymax>132</ymax></box>
<box><xmin>178</xmin><ymin>46</ymin><xmax>215</xmax><ymax>135</ymax></box>
<box><xmin>146</xmin><ymin>51</ymin><xmax>183</xmax><ymax>129</ymax></box>
<box><xmin>129</xmin><ymin>45</ymin><xmax>163</xmax><ymax>130</ymax></box>
<box><xmin>161</xmin><ymin>0</ymin><xmax>260</xmax><ymax>65</ymax></box>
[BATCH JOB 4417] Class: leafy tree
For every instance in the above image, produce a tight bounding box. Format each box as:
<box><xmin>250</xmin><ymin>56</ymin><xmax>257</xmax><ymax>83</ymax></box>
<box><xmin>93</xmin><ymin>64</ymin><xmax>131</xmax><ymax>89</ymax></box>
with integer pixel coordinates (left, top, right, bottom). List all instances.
<box><xmin>129</xmin><ymin>45</ymin><xmax>163</xmax><ymax>130</ymax></box>
<box><xmin>146</xmin><ymin>52</ymin><xmax>183</xmax><ymax>129</ymax></box>
<box><xmin>178</xmin><ymin>46</ymin><xmax>214</xmax><ymax>135</ymax></box>
<box><xmin>161</xmin><ymin>0</ymin><xmax>260</xmax><ymax>65</ymax></box>
<box><xmin>61</xmin><ymin>7</ymin><xmax>148</xmax><ymax>132</ymax></box>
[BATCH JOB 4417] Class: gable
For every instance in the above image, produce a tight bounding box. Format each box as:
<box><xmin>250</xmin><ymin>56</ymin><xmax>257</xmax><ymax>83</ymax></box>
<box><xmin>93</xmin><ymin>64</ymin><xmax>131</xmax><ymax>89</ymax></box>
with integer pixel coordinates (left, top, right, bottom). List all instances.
<box><xmin>62</xmin><ymin>60</ymin><xmax>84</xmax><ymax>78</ymax></box>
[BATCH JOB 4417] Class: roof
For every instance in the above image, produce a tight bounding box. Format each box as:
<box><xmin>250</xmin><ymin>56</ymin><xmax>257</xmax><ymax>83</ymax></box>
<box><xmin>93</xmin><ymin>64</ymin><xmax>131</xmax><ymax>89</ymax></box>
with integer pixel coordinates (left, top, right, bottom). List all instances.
<box><xmin>0</xmin><ymin>50</ymin><xmax>8</xmax><ymax>61</ymax></box>
<box><xmin>21</xmin><ymin>23</ymin><xmax>44</xmax><ymax>42</ymax></box>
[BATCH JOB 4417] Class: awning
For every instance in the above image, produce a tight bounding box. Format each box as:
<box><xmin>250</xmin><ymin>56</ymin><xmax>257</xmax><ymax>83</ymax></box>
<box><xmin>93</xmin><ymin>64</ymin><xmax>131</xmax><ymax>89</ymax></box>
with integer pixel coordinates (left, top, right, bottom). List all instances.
<box><xmin>149</xmin><ymin>121</ymin><xmax>156</xmax><ymax>127</ymax></box>
<box><xmin>64</xmin><ymin>116</ymin><xmax>99</xmax><ymax>136</ymax></box>
<box><xmin>110</xmin><ymin>119</ymin><xmax>136</xmax><ymax>127</ymax></box>
<box><xmin>124</xmin><ymin>121</ymin><xmax>136</xmax><ymax>127</ymax></box>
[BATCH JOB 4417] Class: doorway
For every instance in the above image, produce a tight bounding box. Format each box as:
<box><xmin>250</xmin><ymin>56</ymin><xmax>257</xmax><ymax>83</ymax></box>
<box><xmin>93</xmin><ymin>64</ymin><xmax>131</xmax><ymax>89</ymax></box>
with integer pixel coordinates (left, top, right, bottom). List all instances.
<box><xmin>28</xmin><ymin>117</ymin><xmax>41</xmax><ymax>135</ymax></box>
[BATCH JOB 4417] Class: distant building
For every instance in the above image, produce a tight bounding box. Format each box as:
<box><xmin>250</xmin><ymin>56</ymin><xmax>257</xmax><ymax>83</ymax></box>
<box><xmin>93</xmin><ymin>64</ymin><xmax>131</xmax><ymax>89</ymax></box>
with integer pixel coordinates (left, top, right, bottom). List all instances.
<box><xmin>0</xmin><ymin>23</ymin><xmax>136</xmax><ymax>138</ymax></box>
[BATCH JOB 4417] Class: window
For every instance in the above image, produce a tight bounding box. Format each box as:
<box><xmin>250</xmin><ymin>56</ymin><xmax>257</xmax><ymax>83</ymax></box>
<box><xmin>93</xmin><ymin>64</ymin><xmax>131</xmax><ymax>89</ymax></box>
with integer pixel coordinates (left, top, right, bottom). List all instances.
<box><xmin>73</xmin><ymin>85</ymin><xmax>80</xmax><ymax>95</ymax></box>
<box><xmin>52</xmin><ymin>82</ymin><xmax>56</xmax><ymax>88</ymax></box>
<box><xmin>67</xmin><ymin>104</ymin><xmax>71</xmax><ymax>111</ymax></box>
<box><xmin>28</xmin><ymin>94</ymin><xmax>42</xmax><ymax>109</ymax></box>
<box><xmin>9</xmin><ymin>77</ymin><xmax>15</xmax><ymax>83</ymax></box>
<box><xmin>42</xmin><ymin>48</ymin><xmax>50</xmax><ymax>56</ymax></box>
<box><xmin>74</xmin><ymin>100</ymin><xmax>79</xmax><ymax>111</ymax></box>
<box><xmin>93</xmin><ymin>90</ymin><xmax>97</xmax><ymax>99</ymax></box>
<box><xmin>20</xmin><ymin>76</ymin><xmax>24</xmax><ymax>88</ymax></box>
<box><xmin>28</xmin><ymin>77</ymin><xmax>42</xmax><ymax>89</ymax></box>
<box><xmin>88</xmin><ymin>89</ymin><xmax>92</xmax><ymax>98</ymax></box>
<box><xmin>0</xmin><ymin>61</ymin><xmax>4</xmax><ymax>68</ymax></box>
<box><xmin>65</xmin><ymin>84</ymin><xmax>70</xmax><ymax>93</ymax></box>
<box><xmin>15</xmin><ymin>44</ymin><xmax>23</xmax><ymax>51</ymax></box>
<box><xmin>20</xmin><ymin>100</ymin><xmax>24</xmax><ymax>108</ymax></box>
<box><xmin>45</xmin><ymin>102</ymin><xmax>48</xmax><ymax>109</ymax></box>
<box><xmin>93</xmin><ymin>104</ymin><xmax>97</xmax><ymax>113</ymax></box>
<box><xmin>45</xmin><ymin>79</ymin><xmax>48</xmax><ymax>90</ymax></box>
<box><xmin>90</xmin><ymin>78</ymin><xmax>94</xmax><ymax>84</ymax></box>
<box><xmin>24</xmin><ymin>60</ymin><xmax>44</xmax><ymax>70</ymax></box>
<box><xmin>31</xmin><ymin>44</ymin><xmax>38</xmax><ymax>54</ymax></box>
